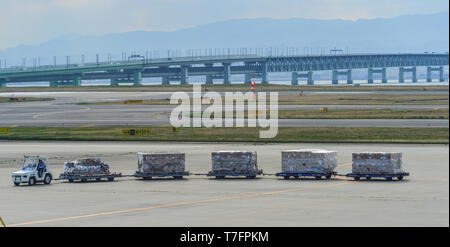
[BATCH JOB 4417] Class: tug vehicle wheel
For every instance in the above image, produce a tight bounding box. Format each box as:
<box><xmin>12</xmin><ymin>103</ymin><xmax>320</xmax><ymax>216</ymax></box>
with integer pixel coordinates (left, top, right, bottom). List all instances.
<box><xmin>44</xmin><ymin>174</ymin><xmax>52</xmax><ymax>184</ymax></box>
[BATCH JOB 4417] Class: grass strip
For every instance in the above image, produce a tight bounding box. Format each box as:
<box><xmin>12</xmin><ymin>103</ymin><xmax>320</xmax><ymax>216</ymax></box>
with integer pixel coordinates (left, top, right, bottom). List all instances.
<box><xmin>0</xmin><ymin>127</ymin><xmax>448</xmax><ymax>144</ymax></box>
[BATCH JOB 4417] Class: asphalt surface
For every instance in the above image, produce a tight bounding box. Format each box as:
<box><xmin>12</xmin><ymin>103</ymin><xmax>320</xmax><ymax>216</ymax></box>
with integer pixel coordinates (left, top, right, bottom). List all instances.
<box><xmin>0</xmin><ymin>141</ymin><xmax>448</xmax><ymax>227</ymax></box>
<box><xmin>0</xmin><ymin>91</ymin><xmax>448</xmax><ymax>128</ymax></box>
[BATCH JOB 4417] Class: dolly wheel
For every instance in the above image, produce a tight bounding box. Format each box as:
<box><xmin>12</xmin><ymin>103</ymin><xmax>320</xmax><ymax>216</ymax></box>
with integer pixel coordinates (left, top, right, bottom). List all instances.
<box><xmin>215</xmin><ymin>176</ymin><xmax>225</xmax><ymax>179</ymax></box>
<box><xmin>108</xmin><ymin>177</ymin><xmax>114</xmax><ymax>182</ymax></box>
<box><xmin>246</xmin><ymin>176</ymin><xmax>256</xmax><ymax>179</ymax></box>
<box><xmin>14</xmin><ymin>182</ymin><xmax>20</xmax><ymax>186</ymax></box>
<box><xmin>397</xmin><ymin>176</ymin><xmax>403</xmax><ymax>181</ymax></box>
<box><xmin>315</xmin><ymin>176</ymin><xmax>321</xmax><ymax>180</ymax></box>
<box><xmin>68</xmin><ymin>179</ymin><xmax>74</xmax><ymax>182</ymax></box>
<box><xmin>96</xmin><ymin>177</ymin><xmax>102</xmax><ymax>182</ymax></box>
<box><xmin>325</xmin><ymin>175</ymin><xmax>331</xmax><ymax>179</ymax></box>
<box><xmin>284</xmin><ymin>176</ymin><xmax>290</xmax><ymax>180</ymax></box>
<box><xmin>366</xmin><ymin>177</ymin><xmax>371</xmax><ymax>180</ymax></box>
<box><xmin>294</xmin><ymin>176</ymin><xmax>299</xmax><ymax>179</ymax></box>
<box><xmin>386</xmin><ymin>177</ymin><xmax>393</xmax><ymax>181</ymax></box>
<box><xmin>354</xmin><ymin>177</ymin><xmax>360</xmax><ymax>181</ymax></box>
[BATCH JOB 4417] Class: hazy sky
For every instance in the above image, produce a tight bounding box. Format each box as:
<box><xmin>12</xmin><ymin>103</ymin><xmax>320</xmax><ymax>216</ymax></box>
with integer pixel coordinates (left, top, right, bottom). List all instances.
<box><xmin>0</xmin><ymin>0</ymin><xmax>448</xmax><ymax>50</ymax></box>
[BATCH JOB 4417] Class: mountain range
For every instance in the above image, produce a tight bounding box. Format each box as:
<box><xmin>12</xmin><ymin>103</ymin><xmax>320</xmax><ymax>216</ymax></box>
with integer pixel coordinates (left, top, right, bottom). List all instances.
<box><xmin>0</xmin><ymin>12</ymin><xmax>448</xmax><ymax>66</ymax></box>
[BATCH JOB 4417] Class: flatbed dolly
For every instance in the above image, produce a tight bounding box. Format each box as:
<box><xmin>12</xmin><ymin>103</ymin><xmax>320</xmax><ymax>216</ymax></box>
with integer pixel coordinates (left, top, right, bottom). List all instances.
<box><xmin>208</xmin><ymin>170</ymin><xmax>263</xmax><ymax>179</ymax></box>
<box><xmin>134</xmin><ymin>171</ymin><xmax>189</xmax><ymax>180</ymax></box>
<box><xmin>276</xmin><ymin>171</ymin><xmax>337</xmax><ymax>180</ymax></box>
<box><xmin>58</xmin><ymin>173</ymin><xmax>122</xmax><ymax>182</ymax></box>
<box><xmin>346</xmin><ymin>172</ymin><xmax>409</xmax><ymax>181</ymax></box>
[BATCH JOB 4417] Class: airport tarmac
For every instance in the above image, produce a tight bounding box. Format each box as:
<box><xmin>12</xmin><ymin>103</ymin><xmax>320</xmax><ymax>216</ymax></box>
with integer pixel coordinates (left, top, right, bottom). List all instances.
<box><xmin>0</xmin><ymin>91</ymin><xmax>448</xmax><ymax>127</ymax></box>
<box><xmin>0</xmin><ymin>141</ymin><xmax>448</xmax><ymax>227</ymax></box>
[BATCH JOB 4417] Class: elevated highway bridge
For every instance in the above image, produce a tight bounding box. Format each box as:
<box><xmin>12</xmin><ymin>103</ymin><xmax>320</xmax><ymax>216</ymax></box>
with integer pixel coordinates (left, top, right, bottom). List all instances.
<box><xmin>0</xmin><ymin>53</ymin><xmax>448</xmax><ymax>87</ymax></box>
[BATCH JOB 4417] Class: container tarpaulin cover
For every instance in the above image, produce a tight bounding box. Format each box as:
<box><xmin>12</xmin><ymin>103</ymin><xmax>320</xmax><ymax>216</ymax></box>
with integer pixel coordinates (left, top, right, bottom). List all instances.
<box><xmin>282</xmin><ymin>149</ymin><xmax>337</xmax><ymax>173</ymax></box>
<box><xmin>352</xmin><ymin>152</ymin><xmax>403</xmax><ymax>174</ymax></box>
<box><xmin>137</xmin><ymin>152</ymin><xmax>185</xmax><ymax>175</ymax></box>
<box><xmin>63</xmin><ymin>158</ymin><xmax>110</xmax><ymax>175</ymax></box>
<box><xmin>210</xmin><ymin>151</ymin><xmax>261</xmax><ymax>175</ymax></box>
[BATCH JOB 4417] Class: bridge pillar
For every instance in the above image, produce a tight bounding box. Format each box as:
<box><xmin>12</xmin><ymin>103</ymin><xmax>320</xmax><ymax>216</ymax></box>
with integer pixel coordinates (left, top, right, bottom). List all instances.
<box><xmin>368</xmin><ymin>68</ymin><xmax>387</xmax><ymax>84</ymax></box>
<box><xmin>72</xmin><ymin>75</ymin><xmax>82</xmax><ymax>87</ymax></box>
<box><xmin>261</xmin><ymin>62</ymin><xmax>268</xmax><ymax>84</ymax></box>
<box><xmin>346</xmin><ymin>70</ymin><xmax>353</xmax><ymax>84</ymax></box>
<box><xmin>244</xmin><ymin>62</ymin><xmax>252</xmax><ymax>85</ymax></box>
<box><xmin>399</xmin><ymin>67</ymin><xmax>404</xmax><ymax>83</ymax></box>
<box><xmin>332</xmin><ymin>70</ymin><xmax>338</xmax><ymax>85</ymax></box>
<box><xmin>133</xmin><ymin>71</ymin><xmax>142</xmax><ymax>86</ymax></box>
<box><xmin>427</xmin><ymin>66</ymin><xmax>444</xmax><ymax>82</ymax></box>
<box><xmin>244</xmin><ymin>73</ymin><xmax>252</xmax><ymax>85</ymax></box>
<box><xmin>49</xmin><ymin>81</ymin><xmax>59</xmax><ymax>87</ymax></box>
<box><xmin>110</xmin><ymin>79</ymin><xmax>119</xmax><ymax>86</ymax></box>
<box><xmin>381</xmin><ymin>68</ymin><xmax>387</xmax><ymax>84</ymax></box>
<box><xmin>292</xmin><ymin>71</ymin><xmax>314</xmax><ymax>86</ymax></box>
<box><xmin>162</xmin><ymin>75</ymin><xmax>170</xmax><ymax>85</ymax></box>
<box><xmin>291</xmin><ymin>72</ymin><xmax>298</xmax><ymax>86</ymax></box>
<box><xmin>399</xmin><ymin>67</ymin><xmax>417</xmax><ymax>83</ymax></box>
<box><xmin>180</xmin><ymin>65</ymin><xmax>189</xmax><ymax>85</ymax></box>
<box><xmin>160</xmin><ymin>66</ymin><xmax>170</xmax><ymax>85</ymax></box>
<box><xmin>204</xmin><ymin>64</ymin><xmax>213</xmax><ymax>84</ymax></box>
<box><xmin>307</xmin><ymin>71</ymin><xmax>314</xmax><ymax>85</ymax></box>
<box><xmin>223</xmin><ymin>63</ymin><xmax>231</xmax><ymax>85</ymax></box>
<box><xmin>332</xmin><ymin>70</ymin><xmax>352</xmax><ymax>85</ymax></box>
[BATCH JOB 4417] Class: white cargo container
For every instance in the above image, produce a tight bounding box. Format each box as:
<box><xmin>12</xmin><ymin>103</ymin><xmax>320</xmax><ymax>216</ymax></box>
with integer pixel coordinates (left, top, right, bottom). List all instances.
<box><xmin>347</xmin><ymin>152</ymin><xmax>409</xmax><ymax>180</ymax></box>
<box><xmin>209</xmin><ymin>151</ymin><xmax>262</xmax><ymax>178</ymax></box>
<box><xmin>136</xmin><ymin>152</ymin><xmax>188</xmax><ymax>179</ymax></box>
<box><xmin>279</xmin><ymin>149</ymin><xmax>337</xmax><ymax>179</ymax></box>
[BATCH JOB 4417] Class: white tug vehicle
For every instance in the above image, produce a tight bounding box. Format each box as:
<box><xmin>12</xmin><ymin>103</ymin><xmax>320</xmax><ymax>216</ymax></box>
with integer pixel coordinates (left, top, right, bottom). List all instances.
<box><xmin>12</xmin><ymin>155</ymin><xmax>53</xmax><ymax>186</ymax></box>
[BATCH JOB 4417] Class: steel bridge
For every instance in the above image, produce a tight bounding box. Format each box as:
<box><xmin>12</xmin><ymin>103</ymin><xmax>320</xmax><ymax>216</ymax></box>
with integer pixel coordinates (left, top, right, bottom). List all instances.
<box><xmin>0</xmin><ymin>53</ymin><xmax>448</xmax><ymax>87</ymax></box>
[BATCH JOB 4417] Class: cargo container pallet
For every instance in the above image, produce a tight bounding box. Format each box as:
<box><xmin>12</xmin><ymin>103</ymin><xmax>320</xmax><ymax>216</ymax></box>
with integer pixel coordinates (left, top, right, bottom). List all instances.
<box><xmin>346</xmin><ymin>172</ymin><xmax>409</xmax><ymax>181</ymax></box>
<box><xmin>208</xmin><ymin>170</ymin><xmax>263</xmax><ymax>179</ymax></box>
<box><xmin>276</xmin><ymin>171</ymin><xmax>337</xmax><ymax>180</ymax></box>
<box><xmin>134</xmin><ymin>171</ymin><xmax>189</xmax><ymax>179</ymax></box>
<box><xmin>58</xmin><ymin>173</ymin><xmax>122</xmax><ymax>182</ymax></box>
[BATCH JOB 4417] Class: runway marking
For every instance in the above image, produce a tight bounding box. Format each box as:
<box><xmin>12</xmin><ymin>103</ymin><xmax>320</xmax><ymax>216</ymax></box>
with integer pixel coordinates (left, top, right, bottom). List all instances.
<box><xmin>32</xmin><ymin>107</ymin><xmax>91</xmax><ymax>119</ymax></box>
<box><xmin>8</xmin><ymin>181</ymin><xmax>355</xmax><ymax>227</ymax></box>
<box><xmin>78</xmin><ymin>124</ymin><xmax>96</xmax><ymax>128</ymax></box>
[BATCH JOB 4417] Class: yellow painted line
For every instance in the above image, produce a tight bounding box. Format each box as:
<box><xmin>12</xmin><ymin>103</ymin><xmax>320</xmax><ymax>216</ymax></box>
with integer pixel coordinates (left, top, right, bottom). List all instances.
<box><xmin>337</xmin><ymin>163</ymin><xmax>352</xmax><ymax>167</ymax></box>
<box><xmin>8</xmin><ymin>181</ymin><xmax>355</xmax><ymax>227</ymax></box>
<box><xmin>0</xmin><ymin>216</ymin><xmax>6</xmax><ymax>227</ymax></box>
